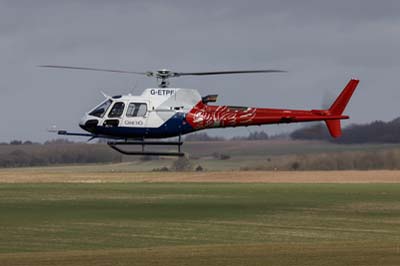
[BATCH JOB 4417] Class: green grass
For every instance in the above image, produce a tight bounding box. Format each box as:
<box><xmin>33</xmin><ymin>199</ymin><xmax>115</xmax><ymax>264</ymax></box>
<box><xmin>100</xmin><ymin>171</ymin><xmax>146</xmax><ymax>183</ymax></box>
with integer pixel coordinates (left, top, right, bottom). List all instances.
<box><xmin>0</xmin><ymin>183</ymin><xmax>400</xmax><ymax>265</ymax></box>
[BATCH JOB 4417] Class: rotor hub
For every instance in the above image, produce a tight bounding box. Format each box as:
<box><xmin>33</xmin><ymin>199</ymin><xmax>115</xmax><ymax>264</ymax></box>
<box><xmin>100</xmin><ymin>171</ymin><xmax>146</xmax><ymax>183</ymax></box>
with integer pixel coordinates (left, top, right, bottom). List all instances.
<box><xmin>153</xmin><ymin>69</ymin><xmax>177</xmax><ymax>87</ymax></box>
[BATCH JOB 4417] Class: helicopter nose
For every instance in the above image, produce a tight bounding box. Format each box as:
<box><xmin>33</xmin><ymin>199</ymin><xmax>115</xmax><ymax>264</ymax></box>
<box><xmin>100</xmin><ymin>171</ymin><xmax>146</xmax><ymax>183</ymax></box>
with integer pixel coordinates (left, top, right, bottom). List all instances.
<box><xmin>79</xmin><ymin>115</ymin><xmax>99</xmax><ymax>133</ymax></box>
<box><xmin>79</xmin><ymin>115</ymin><xmax>88</xmax><ymax>127</ymax></box>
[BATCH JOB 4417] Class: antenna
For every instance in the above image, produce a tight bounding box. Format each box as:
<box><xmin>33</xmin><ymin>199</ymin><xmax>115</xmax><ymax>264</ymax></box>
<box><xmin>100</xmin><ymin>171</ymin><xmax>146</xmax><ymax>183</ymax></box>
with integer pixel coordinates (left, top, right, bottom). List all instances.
<box><xmin>101</xmin><ymin>91</ymin><xmax>110</xmax><ymax>99</ymax></box>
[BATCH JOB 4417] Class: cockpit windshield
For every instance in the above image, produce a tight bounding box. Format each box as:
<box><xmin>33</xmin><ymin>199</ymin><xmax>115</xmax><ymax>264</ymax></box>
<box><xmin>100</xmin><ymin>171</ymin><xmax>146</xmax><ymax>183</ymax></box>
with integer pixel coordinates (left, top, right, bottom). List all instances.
<box><xmin>89</xmin><ymin>99</ymin><xmax>112</xmax><ymax>118</ymax></box>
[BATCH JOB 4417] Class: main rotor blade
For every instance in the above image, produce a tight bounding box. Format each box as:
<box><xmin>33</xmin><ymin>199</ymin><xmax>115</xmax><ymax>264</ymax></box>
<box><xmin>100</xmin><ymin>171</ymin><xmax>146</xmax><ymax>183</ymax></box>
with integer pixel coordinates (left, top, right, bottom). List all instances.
<box><xmin>39</xmin><ymin>65</ymin><xmax>147</xmax><ymax>75</ymax></box>
<box><xmin>175</xmin><ymin>70</ymin><xmax>286</xmax><ymax>76</ymax></box>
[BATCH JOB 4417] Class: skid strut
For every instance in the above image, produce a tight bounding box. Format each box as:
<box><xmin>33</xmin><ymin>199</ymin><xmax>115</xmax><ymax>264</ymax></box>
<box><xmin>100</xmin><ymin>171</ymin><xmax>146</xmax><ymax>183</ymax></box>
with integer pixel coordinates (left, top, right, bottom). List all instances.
<box><xmin>107</xmin><ymin>136</ymin><xmax>184</xmax><ymax>157</ymax></box>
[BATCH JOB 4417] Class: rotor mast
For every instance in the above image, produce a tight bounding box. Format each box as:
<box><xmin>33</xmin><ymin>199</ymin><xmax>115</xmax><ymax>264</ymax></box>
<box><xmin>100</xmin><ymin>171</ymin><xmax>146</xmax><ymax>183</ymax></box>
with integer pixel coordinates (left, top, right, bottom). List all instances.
<box><xmin>145</xmin><ymin>69</ymin><xmax>176</xmax><ymax>88</ymax></box>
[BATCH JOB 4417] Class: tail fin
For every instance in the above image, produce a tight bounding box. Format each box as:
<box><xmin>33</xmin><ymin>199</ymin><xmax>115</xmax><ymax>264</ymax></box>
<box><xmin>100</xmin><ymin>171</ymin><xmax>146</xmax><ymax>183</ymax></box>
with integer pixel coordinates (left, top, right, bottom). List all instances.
<box><xmin>325</xmin><ymin>79</ymin><xmax>360</xmax><ymax>138</ymax></box>
<box><xmin>329</xmin><ymin>79</ymin><xmax>359</xmax><ymax>115</ymax></box>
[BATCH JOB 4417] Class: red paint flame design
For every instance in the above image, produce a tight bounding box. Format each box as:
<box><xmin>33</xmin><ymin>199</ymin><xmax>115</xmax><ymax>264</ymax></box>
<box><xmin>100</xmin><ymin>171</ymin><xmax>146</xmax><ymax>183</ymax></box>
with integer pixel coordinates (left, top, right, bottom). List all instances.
<box><xmin>186</xmin><ymin>102</ymin><xmax>256</xmax><ymax>129</ymax></box>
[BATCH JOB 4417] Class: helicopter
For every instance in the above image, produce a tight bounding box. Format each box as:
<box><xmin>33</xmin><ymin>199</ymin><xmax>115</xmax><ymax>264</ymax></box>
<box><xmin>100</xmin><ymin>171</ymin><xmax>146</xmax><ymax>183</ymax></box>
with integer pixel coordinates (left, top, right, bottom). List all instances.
<box><xmin>41</xmin><ymin>65</ymin><xmax>359</xmax><ymax>156</ymax></box>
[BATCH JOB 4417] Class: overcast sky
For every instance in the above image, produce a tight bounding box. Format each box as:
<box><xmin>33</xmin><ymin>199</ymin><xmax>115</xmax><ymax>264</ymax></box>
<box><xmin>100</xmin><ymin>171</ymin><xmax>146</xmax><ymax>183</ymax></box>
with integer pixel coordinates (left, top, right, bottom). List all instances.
<box><xmin>1</xmin><ymin>0</ymin><xmax>399</xmax><ymax>142</ymax></box>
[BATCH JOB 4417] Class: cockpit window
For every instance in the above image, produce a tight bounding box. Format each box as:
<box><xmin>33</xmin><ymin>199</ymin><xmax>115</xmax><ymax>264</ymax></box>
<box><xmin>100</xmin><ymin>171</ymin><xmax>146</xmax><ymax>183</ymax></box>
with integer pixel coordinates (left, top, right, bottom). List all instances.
<box><xmin>108</xmin><ymin>102</ymin><xmax>125</xmax><ymax>118</ymax></box>
<box><xmin>89</xmin><ymin>99</ymin><xmax>112</xmax><ymax>118</ymax></box>
<box><xmin>126</xmin><ymin>103</ymin><xmax>148</xmax><ymax>117</ymax></box>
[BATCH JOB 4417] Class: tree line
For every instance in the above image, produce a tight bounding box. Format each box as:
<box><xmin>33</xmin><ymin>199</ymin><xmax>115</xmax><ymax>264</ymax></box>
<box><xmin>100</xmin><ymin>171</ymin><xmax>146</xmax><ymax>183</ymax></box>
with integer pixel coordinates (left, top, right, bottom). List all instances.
<box><xmin>184</xmin><ymin>131</ymin><xmax>270</xmax><ymax>141</ymax></box>
<box><xmin>0</xmin><ymin>142</ymin><xmax>122</xmax><ymax>168</ymax></box>
<box><xmin>290</xmin><ymin>117</ymin><xmax>400</xmax><ymax>144</ymax></box>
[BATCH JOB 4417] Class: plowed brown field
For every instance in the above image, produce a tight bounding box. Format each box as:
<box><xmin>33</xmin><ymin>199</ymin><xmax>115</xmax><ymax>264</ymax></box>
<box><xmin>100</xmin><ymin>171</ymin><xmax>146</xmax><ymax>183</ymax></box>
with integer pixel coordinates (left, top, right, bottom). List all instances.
<box><xmin>0</xmin><ymin>169</ymin><xmax>399</xmax><ymax>183</ymax></box>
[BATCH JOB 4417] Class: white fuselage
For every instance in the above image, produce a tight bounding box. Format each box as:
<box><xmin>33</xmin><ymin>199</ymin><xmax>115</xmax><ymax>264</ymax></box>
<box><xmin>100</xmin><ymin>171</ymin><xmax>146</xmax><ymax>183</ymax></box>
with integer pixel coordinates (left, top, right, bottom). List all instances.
<box><xmin>80</xmin><ymin>88</ymin><xmax>201</xmax><ymax>136</ymax></box>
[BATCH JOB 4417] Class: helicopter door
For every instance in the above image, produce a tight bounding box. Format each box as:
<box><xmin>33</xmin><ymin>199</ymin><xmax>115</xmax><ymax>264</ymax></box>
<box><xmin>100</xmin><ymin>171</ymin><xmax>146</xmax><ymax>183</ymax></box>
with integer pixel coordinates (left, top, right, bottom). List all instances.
<box><xmin>122</xmin><ymin>102</ymin><xmax>149</xmax><ymax>128</ymax></box>
<box><xmin>103</xmin><ymin>101</ymin><xmax>125</xmax><ymax>127</ymax></box>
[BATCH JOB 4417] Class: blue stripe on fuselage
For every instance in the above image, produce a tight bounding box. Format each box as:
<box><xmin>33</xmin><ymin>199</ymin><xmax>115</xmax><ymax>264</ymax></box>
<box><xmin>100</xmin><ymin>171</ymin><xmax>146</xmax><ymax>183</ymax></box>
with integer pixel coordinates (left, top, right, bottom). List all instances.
<box><xmin>91</xmin><ymin>112</ymin><xmax>195</xmax><ymax>139</ymax></box>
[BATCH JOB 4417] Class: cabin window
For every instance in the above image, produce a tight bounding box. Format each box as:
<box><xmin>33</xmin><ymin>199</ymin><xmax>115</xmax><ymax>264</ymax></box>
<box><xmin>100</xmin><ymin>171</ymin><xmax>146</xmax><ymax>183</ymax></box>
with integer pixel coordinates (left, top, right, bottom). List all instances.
<box><xmin>108</xmin><ymin>102</ymin><xmax>125</xmax><ymax>118</ymax></box>
<box><xmin>89</xmin><ymin>99</ymin><xmax>112</xmax><ymax>118</ymax></box>
<box><xmin>126</xmin><ymin>103</ymin><xmax>148</xmax><ymax>117</ymax></box>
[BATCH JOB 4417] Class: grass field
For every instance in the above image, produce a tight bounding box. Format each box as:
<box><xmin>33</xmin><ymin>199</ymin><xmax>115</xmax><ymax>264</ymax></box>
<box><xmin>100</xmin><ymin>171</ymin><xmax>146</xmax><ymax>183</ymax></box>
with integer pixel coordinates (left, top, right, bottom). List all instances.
<box><xmin>0</xmin><ymin>178</ymin><xmax>400</xmax><ymax>265</ymax></box>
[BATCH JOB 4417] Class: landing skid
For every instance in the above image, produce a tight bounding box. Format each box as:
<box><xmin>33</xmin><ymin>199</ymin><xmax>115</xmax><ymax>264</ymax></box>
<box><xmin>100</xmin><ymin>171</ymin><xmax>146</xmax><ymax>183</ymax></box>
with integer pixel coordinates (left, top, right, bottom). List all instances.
<box><xmin>107</xmin><ymin>139</ymin><xmax>185</xmax><ymax>157</ymax></box>
<box><xmin>50</xmin><ymin>129</ymin><xmax>185</xmax><ymax>157</ymax></box>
